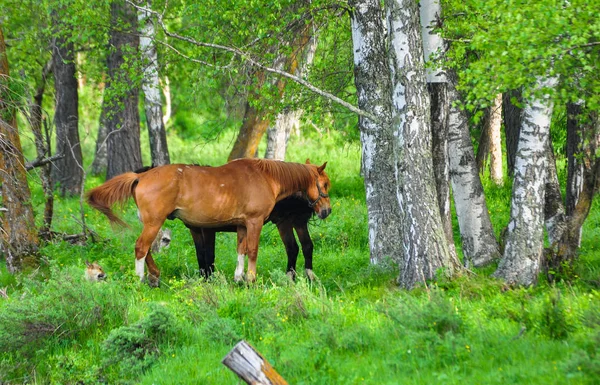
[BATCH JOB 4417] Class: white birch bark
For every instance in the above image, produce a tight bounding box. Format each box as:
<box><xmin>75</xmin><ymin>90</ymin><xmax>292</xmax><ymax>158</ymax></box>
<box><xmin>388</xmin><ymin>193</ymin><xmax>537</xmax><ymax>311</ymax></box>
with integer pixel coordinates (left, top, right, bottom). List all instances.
<box><xmin>387</xmin><ymin>0</ymin><xmax>459</xmax><ymax>288</ymax></box>
<box><xmin>447</xmin><ymin>72</ymin><xmax>500</xmax><ymax>267</ymax></box>
<box><xmin>350</xmin><ymin>0</ymin><xmax>401</xmax><ymax>265</ymax></box>
<box><xmin>493</xmin><ymin>76</ymin><xmax>557</xmax><ymax>286</ymax></box>
<box><xmin>420</xmin><ymin>0</ymin><xmax>457</xmax><ymax>261</ymax></box>
<box><xmin>139</xmin><ymin>0</ymin><xmax>170</xmax><ymax>166</ymax></box>
<box><xmin>489</xmin><ymin>93</ymin><xmax>504</xmax><ymax>185</ymax></box>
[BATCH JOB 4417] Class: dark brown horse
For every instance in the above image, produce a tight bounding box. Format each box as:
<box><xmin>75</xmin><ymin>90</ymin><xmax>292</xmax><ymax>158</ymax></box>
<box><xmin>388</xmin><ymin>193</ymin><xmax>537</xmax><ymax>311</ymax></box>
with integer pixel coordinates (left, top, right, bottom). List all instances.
<box><xmin>189</xmin><ymin>193</ymin><xmax>316</xmax><ymax>280</ymax></box>
<box><xmin>86</xmin><ymin>159</ymin><xmax>331</xmax><ymax>286</ymax></box>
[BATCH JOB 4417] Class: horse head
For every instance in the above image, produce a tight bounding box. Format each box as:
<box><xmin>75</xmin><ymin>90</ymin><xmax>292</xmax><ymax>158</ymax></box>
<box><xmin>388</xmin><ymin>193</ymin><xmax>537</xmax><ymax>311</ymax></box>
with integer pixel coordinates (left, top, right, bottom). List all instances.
<box><xmin>85</xmin><ymin>261</ymin><xmax>107</xmax><ymax>281</ymax></box>
<box><xmin>305</xmin><ymin>159</ymin><xmax>332</xmax><ymax>219</ymax></box>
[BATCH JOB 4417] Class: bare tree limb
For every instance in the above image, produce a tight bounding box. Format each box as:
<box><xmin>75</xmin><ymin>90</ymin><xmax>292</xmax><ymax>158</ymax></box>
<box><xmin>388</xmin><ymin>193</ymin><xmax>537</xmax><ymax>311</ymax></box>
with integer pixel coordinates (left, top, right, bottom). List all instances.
<box><xmin>125</xmin><ymin>0</ymin><xmax>379</xmax><ymax>123</ymax></box>
<box><xmin>25</xmin><ymin>153</ymin><xmax>64</xmax><ymax>171</ymax></box>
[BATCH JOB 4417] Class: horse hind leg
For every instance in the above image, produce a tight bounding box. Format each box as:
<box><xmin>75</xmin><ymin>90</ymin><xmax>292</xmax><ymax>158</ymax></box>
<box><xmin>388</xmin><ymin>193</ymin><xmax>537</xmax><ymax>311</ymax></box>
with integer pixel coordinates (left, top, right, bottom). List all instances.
<box><xmin>294</xmin><ymin>222</ymin><xmax>315</xmax><ymax>281</ymax></box>
<box><xmin>135</xmin><ymin>224</ymin><xmax>163</xmax><ymax>286</ymax></box>
<box><xmin>235</xmin><ymin>227</ymin><xmax>248</xmax><ymax>283</ymax></box>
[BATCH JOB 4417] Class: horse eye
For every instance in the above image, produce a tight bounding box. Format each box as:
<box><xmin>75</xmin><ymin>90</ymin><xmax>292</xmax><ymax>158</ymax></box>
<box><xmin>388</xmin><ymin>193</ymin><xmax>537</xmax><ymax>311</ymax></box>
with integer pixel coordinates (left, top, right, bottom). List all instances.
<box><xmin>162</xmin><ymin>237</ymin><xmax>170</xmax><ymax>243</ymax></box>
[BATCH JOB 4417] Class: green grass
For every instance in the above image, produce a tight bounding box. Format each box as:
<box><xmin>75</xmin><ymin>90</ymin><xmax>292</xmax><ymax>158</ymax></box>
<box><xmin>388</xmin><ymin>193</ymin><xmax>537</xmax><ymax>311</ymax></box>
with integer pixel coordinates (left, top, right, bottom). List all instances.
<box><xmin>2</xmin><ymin>128</ymin><xmax>600</xmax><ymax>384</ymax></box>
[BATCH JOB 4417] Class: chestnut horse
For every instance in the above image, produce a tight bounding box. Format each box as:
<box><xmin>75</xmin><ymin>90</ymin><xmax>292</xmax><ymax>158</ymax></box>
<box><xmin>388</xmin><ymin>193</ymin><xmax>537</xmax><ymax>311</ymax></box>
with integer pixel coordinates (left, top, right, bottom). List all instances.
<box><xmin>86</xmin><ymin>159</ymin><xmax>331</xmax><ymax>286</ymax></box>
<box><xmin>190</xmin><ymin>193</ymin><xmax>316</xmax><ymax>280</ymax></box>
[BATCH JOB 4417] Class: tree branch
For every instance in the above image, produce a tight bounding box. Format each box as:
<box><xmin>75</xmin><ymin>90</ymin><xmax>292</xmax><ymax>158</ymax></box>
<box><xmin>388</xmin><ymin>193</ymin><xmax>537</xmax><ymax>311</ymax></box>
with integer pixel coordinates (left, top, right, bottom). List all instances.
<box><xmin>126</xmin><ymin>0</ymin><xmax>379</xmax><ymax>123</ymax></box>
<box><xmin>25</xmin><ymin>153</ymin><xmax>64</xmax><ymax>171</ymax></box>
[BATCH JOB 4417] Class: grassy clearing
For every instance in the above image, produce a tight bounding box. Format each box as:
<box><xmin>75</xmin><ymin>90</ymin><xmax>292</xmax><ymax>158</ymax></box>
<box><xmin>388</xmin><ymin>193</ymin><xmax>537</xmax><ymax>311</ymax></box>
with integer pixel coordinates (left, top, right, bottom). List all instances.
<box><xmin>2</xmin><ymin>129</ymin><xmax>600</xmax><ymax>384</ymax></box>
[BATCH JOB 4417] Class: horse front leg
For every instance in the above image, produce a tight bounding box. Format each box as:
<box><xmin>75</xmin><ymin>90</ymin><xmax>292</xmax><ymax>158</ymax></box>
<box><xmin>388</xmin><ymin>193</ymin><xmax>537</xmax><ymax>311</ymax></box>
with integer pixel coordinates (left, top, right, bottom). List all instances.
<box><xmin>235</xmin><ymin>226</ymin><xmax>248</xmax><ymax>283</ymax></box>
<box><xmin>276</xmin><ymin>221</ymin><xmax>299</xmax><ymax>280</ymax></box>
<box><xmin>245</xmin><ymin>219</ymin><xmax>264</xmax><ymax>283</ymax></box>
<box><xmin>294</xmin><ymin>222</ymin><xmax>315</xmax><ymax>281</ymax></box>
<box><xmin>134</xmin><ymin>224</ymin><xmax>163</xmax><ymax>287</ymax></box>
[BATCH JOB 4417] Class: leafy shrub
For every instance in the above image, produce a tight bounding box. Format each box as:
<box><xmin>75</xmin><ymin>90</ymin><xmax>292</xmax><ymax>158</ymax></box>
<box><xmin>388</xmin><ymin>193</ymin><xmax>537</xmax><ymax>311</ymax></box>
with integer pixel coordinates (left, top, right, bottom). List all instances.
<box><xmin>199</xmin><ymin>315</ymin><xmax>242</xmax><ymax>345</ymax></box>
<box><xmin>103</xmin><ymin>303</ymin><xmax>178</xmax><ymax>375</ymax></box>
<box><xmin>0</xmin><ymin>267</ymin><xmax>129</xmax><ymax>381</ymax></box>
<box><xmin>539</xmin><ymin>291</ymin><xmax>572</xmax><ymax>340</ymax></box>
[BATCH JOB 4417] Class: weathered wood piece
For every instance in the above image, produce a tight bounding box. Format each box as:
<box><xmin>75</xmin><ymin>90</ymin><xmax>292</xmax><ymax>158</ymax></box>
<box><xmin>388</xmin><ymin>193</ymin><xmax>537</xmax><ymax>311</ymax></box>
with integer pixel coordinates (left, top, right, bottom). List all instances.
<box><xmin>222</xmin><ymin>340</ymin><xmax>288</xmax><ymax>385</ymax></box>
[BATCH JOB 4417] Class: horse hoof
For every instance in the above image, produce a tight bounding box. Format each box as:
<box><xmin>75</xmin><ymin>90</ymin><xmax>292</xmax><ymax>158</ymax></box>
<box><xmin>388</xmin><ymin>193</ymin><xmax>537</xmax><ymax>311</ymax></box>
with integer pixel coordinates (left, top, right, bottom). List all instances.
<box><xmin>286</xmin><ymin>271</ymin><xmax>296</xmax><ymax>281</ymax></box>
<box><xmin>246</xmin><ymin>271</ymin><xmax>256</xmax><ymax>283</ymax></box>
<box><xmin>305</xmin><ymin>269</ymin><xmax>316</xmax><ymax>281</ymax></box>
<box><xmin>148</xmin><ymin>274</ymin><xmax>160</xmax><ymax>288</ymax></box>
<box><xmin>234</xmin><ymin>273</ymin><xmax>244</xmax><ymax>283</ymax></box>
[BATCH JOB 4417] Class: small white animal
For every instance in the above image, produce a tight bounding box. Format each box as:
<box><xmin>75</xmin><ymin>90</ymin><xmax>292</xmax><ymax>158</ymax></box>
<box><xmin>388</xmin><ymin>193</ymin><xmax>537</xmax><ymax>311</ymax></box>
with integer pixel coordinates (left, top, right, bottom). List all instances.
<box><xmin>151</xmin><ymin>228</ymin><xmax>172</xmax><ymax>254</ymax></box>
<box><xmin>85</xmin><ymin>261</ymin><xmax>107</xmax><ymax>281</ymax></box>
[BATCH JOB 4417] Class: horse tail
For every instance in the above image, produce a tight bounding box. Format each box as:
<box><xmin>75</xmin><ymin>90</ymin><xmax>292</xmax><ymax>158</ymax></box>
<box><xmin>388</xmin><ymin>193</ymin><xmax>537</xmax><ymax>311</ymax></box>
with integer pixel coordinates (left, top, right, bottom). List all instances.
<box><xmin>85</xmin><ymin>172</ymin><xmax>139</xmax><ymax>227</ymax></box>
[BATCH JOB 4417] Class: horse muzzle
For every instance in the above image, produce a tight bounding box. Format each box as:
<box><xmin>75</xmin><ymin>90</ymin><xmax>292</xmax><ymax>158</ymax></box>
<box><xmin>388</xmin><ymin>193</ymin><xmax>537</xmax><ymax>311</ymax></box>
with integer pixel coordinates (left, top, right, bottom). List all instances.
<box><xmin>318</xmin><ymin>207</ymin><xmax>331</xmax><ymax>219</ymax></box>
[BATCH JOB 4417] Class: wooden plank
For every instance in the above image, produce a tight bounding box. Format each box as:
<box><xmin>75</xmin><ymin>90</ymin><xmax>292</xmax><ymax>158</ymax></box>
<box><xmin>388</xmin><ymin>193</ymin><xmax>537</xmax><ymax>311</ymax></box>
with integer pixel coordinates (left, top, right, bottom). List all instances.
<box><xmin>222</xmin><ymin>340</ymin><xmax>288</xmax><ymax>385</ymax></box>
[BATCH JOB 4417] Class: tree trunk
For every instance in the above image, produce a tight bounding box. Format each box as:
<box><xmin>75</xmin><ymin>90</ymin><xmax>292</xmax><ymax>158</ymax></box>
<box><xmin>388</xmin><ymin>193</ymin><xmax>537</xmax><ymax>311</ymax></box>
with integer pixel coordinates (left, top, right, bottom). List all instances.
<box><xmin>105</xmin><ymin>1</ymin><xmax>143</xmax><ymax>179</ymax></box>
<box><xmin>91</xmin><ymin>98</ymin><xmax>109</xmax><ymax>175</ymax></box>
<box><xmin>51</xmin><ymin>15</ymin><xmax>83</xmax><ymax>196</ymax></box>
<box><xmin>387</xmin><ymin>0</ymin><xmax>459</xmax><ymax>288</ymax></box>
<box><xmin>544</xmin><ymin>142</ymin><xmax>566</xmax><ymax>245</ymax></box>
<box><xmin>229</xmin><ymin>95</ymin><xmax>271</xmax><ymax>160</ymax></box>
<box><xmin>547</xmin><ymin>114</ymin><xmax>600</xmax><ymax>279</ymax></box>
<box><xmin>503</xmin><ymin>89</ymin><xmax>522</xmax><ymax>177</ymax></box>
<box><xmin>265</xmin><ymin>108</ymin><xmax>298</xmax><ymax>160</ymax></box>
<box><xmin>489</xmin><ymin>93</ymin><xmax>504</xmax><ymax>184</ymax></box>
<box><xmin>350</xmin><ymin>0</ymin><xmax>401</xmax><ymax>265</ymax></box>
<box><xmin>447</xmin><ymin>71</ymin><xmax>500</xmax><ymax>267</ymax></box>
<box><xmin>566</xmin><ymin>102</ymin><xmax>584</xmax><ymax>247</ymax></box>
<box><xmin>420</xmin><ymin>0</ymin><xmax>457</xmax><ymax>262</ymax></box>
<box><xmin>229</xmin><ymin>17</ymin><xmax>313</xmax><ymax>161</ymax></box>
<box><xmin>0</xmin><ymin>26</ymin><xmax>39</xmax><ymax>271</ymax></box>
<box><xmin>30</xmin><ymin>61</ymin><xmax>54</xmax><ymax>234</ymax></box>
<box><xmin>493</xmin><ymin>77</ymin><xmax>556</xmax><ymax>286</ymax></box>
<box><xmin>264</xmin><ymin>32</ymin><xmax>317</xmax><ymax>160</ymax></box>
<box><xmin>139</xmin><ymin>0</ymin><xmax>170</xmax><ymax>166</ymax></box>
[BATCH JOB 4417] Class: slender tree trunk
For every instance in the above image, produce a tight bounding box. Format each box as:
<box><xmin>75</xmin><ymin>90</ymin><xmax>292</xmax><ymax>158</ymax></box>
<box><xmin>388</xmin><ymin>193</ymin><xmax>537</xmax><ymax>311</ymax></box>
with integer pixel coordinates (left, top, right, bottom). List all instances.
<box><xmin>503</xmin><ymin>89</ymin><xmax>522</xmax><ymax>177</ymax></box>
<box><xmin>420</xmin><ymin>0</ymin><xmax>457</xmax><ymax>262</ymax></box>
<box><xmin>566</xmin><ymin>102</ymin><xmax>584</xmax><ymax>246</ymax></box>
<box><xmin>544</xmin><ymin>142</ymin><xmax>566</xmax><ymax>245</ymax></box>
<box><xmin>494</xmin><ymin>77</ymin><xmax>556</xmax><ymax>286</ymax></box>
<box><xmin>229</xmin><ymin>17</ymin><xmax>313</xmax><ymax>161</ymax></box>
<box><xmin>30</xmin><ymin>61</ymin><xmax>54</xmax><ymax>234</ymax></box>
<box><xmin>105</xmin><ymin>1</ymin><xmax>143</xmax><ymax>180</ymax></box>
<box><xmin>447</xmin><ymin>71</ymin><xmax>500</xmax><ymax>267</ymax></box>
<box><xmin>489</xmin><ymin>93</ymin><xmax>504</xmax><ymax>184</ymax></box>
<box><xmin>387</xmin><ymin>0</ymin><xmax>459</xmax><ymax>288</ymax></box>
<box><xmin>265</xmin><ymin>108</ymin><xmax>298</xmax><ymax>160</ymax></box>
<box><xmin>51</xmin><ymin>16</ymin><xmax>83</xmax><ymax>196</ymax></box>
<box><xmin>0</xmin><ymin>26</ymin><xmax>39</xmax><ymax>271</ymax></box>
<box><xmin>91</xmin><ymin>98</ymin><xmax>108</xmax><ymax>175</ymax></box>
<box><xmin>350</xmin><ymin>0</ymin><xmax>401</xmax><ymax>266</ymax></box>
<box><xmin>162</xmin><ymin>76</ymin><xmax>171</xmax><ymax>126</ymax></box>
<box><xmin>547</xmin><ymin>113</ymin><xmax>600</xmax><ymax>278</ymax></box>
<box><xmin>139</xmin><ymin>0</ymin><xmax>170</xmax><ymax>166</ymax></box>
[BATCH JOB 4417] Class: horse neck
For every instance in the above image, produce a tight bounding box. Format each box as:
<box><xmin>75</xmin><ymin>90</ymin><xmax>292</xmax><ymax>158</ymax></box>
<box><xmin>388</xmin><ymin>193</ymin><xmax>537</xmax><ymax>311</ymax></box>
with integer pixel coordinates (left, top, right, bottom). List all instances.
<box><xmin>259</xmin><ymin>161</ymin><xmax>313</xmax><ymax>202</ymax></box>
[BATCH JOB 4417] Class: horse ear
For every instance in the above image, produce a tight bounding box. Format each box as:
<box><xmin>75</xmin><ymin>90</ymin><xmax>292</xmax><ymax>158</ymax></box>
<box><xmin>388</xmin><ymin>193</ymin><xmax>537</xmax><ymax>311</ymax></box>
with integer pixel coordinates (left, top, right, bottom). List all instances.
<box><xmin>317</xmin><ymin>162</ymin><xmax>327</xmax><ymax>173</ymax></box>
<box><xmin>85</xmin><ymin>260</ymin><xmax>91</xmax><ymax>267</ymax></box>
<box><xmin>305</xmin><ymin>158</ymin><xmax>311</xmax><ymax>164</ymax></box>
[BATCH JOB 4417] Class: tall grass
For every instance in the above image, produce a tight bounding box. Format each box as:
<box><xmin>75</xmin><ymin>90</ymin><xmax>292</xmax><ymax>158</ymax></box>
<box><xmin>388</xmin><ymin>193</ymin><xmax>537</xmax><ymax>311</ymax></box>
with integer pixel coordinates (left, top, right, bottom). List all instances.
<box><xmin>2</xmin><ymin>124</ymin><xmax>600</xmax><ymax>384</ymax></box>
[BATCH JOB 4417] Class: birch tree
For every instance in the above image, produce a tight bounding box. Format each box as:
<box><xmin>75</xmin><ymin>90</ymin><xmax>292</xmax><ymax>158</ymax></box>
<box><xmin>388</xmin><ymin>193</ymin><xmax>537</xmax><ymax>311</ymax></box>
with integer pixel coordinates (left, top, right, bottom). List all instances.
<box><xmin>349</xmin><ymin>0</ymin><xmax>400</xmax><ymax>266</ymax></box>
<box><xmin>447</xmin><ymin>71</ymin><xmax>500</xmax><ymax>267</ymax></box>
<box><xmin>139</xmin><ymin>0</ymin><xmax>170</xmax><ymax>166</ymax></box>
<box><xmin>493</xmin><ymin>77</ymin><xmax>556</xmax><ymax>286</ymax></box>
<box><xmin>387</xmin><ymin>0</ymin><xmax>460</xmax><ymax>287</ymax></box>
<box><xmin>420</xmin><ymin>0</ymin><xmax>457</xmax><ymax>262</ymax></box>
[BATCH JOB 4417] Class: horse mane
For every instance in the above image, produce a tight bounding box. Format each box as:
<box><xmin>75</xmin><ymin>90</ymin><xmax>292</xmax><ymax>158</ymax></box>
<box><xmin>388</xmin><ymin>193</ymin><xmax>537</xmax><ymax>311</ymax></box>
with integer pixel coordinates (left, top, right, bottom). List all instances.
<box><xmin>249</xmin><ymin>159</ymin><xmax>315</xmax><ymax>193</ymax></box>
